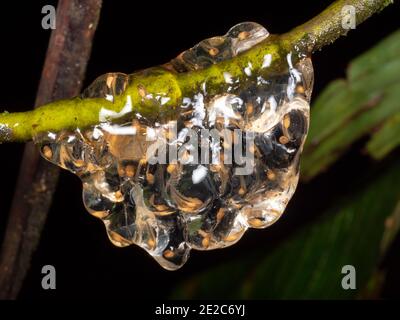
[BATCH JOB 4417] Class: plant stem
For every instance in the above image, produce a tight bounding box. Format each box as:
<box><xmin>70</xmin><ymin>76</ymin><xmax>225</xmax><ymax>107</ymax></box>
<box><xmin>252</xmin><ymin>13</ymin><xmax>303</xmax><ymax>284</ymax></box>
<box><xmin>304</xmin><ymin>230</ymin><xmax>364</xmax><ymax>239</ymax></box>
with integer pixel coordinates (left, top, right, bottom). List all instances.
<box><xmin>0</xmin><ymin>0</ymin><xmax>102</xmax><ymax>299</ymax></box>
<box><xmin>280</xmin><ymin>0</ymin><xmax>393</xmax><ymax>52</ymax></box>
<box><xmin>0</xmin><ymin>0</ymin><xmax>393</xmax><ymax>143</ymax></box>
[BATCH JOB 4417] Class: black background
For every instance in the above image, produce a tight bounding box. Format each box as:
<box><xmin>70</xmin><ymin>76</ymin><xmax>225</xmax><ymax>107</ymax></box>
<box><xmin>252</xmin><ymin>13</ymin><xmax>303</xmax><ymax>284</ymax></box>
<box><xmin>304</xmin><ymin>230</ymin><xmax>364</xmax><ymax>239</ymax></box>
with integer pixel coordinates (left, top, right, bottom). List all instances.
<box><xmin>0</xmin><ymin>0</ymin><xmax>399</xmax><ymax>299</ymax></box>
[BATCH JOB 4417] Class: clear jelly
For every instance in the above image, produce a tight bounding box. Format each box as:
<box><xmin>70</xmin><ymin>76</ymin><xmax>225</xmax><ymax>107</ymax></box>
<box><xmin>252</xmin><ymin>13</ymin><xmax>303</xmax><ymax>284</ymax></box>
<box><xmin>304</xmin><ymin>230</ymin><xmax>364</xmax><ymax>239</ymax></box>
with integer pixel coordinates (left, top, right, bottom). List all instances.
<box><xmin>35</xmin><ymin>22</ymin><xmax>313</xmax><ymax>270</ymax></box>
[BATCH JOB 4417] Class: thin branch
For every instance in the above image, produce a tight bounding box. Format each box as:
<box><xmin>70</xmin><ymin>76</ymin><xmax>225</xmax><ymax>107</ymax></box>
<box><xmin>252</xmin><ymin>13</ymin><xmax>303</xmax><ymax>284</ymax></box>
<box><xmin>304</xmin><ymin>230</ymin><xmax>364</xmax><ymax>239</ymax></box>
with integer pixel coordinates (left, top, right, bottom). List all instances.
<box><xmin>280</xmin><ymin>0</ymin><xmax>393</xmax><ymax>52</ymax></box>
<box><xmin>0</xmin><ymin>0</ymin><xmax>102</xmax><ymax>299</ymax></box>
<box><xmin>0</xmin><ymin>0</ymin><xmax>392</xmax><ymax>143</ymax></box>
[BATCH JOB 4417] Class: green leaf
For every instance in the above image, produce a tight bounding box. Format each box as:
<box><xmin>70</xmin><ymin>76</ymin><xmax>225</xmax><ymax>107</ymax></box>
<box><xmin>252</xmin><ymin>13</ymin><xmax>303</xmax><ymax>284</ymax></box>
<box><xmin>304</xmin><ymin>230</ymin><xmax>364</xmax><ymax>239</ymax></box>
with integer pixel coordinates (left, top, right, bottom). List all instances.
<box><xmin>380</xmin><ymin>199</ymin><xmax>400</xmax><ymax>255</ymax></box>
<box><xmin>301</xmin><ymin>29</ymin><xmax>400</xmax><ymax>180</ymax></box>
<box><xmin>366</xmin><ymin>112</ymin><xmax>400</xmax><ymax>159</ymax></box>
<box><xmin>171</xmin><ymin>162</ymin><xmax>400</xmax><ymax>299</ymax></box>
<box><xmin>348</xmin><ymin>29</ymin><xmax>400</xmax><ymax>81</ymax></box>
<box><xmin>303</xmin><ymin>81</ymin><xmax>400</xmax><ymax>179</ymax></box>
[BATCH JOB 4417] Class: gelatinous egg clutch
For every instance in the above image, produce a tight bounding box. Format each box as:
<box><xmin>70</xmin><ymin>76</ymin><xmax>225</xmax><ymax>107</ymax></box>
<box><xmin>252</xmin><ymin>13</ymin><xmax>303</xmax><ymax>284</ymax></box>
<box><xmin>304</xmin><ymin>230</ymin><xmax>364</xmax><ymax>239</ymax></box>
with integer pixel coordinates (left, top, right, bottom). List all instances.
<box><xmin>36</xmin><ymin>22</ymin><xmax>313</xmax><ymax>270</ymax></box>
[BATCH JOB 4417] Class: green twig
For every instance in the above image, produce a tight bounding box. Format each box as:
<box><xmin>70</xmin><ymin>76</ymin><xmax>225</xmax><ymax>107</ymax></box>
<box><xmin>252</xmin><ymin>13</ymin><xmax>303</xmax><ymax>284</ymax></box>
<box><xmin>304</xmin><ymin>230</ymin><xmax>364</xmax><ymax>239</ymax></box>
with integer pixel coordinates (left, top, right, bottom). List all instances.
<box><xmin>0</xmin><ymin>0</ymin><xmax>392</xmax><ymax>143</ymax></box>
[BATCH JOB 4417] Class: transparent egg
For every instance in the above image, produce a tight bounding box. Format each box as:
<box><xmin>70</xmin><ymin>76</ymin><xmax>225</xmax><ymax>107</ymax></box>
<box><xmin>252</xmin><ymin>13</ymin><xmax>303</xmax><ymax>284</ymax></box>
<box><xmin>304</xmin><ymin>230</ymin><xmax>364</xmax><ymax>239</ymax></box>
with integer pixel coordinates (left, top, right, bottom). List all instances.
<box><xmin>35</xmin><ymin>22</ymin><xmax>313</xmax><ymax>270</ymax></box>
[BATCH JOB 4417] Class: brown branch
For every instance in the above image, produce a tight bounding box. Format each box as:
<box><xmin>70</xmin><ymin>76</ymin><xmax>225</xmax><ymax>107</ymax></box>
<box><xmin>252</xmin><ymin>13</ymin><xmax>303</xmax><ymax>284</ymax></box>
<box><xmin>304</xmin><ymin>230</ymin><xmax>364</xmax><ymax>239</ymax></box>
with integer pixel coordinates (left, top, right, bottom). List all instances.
<box><xmin>0</xmin><ymin>0</ymin><xmax>102</xmax><ymax>299</ymax></box>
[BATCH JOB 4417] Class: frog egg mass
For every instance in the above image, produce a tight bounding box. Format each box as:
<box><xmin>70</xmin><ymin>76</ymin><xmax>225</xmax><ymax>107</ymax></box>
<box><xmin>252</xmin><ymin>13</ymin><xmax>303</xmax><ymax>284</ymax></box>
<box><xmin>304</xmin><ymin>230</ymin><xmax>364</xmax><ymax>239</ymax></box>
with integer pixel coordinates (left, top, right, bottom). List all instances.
<box><xmin>35</xmin><ymin>22</ymin><xmax>313</xmax><ymax>270</ymax></box>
